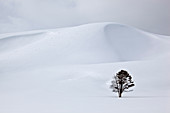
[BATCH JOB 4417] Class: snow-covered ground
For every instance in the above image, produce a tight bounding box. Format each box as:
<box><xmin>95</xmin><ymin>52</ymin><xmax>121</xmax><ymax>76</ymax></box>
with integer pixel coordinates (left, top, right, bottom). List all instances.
<box><xmin>0</xmin><ymin>22</ymin><xmax>170</xmax><ymax>113</ymax></box>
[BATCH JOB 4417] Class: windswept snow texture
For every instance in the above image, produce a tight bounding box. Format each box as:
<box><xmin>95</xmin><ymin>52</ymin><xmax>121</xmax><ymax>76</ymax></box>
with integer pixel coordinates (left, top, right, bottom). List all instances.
<box><xmin>0</xmin><ymin>22</ymin><xmax>170</xmax><ymax>113</ymax></box>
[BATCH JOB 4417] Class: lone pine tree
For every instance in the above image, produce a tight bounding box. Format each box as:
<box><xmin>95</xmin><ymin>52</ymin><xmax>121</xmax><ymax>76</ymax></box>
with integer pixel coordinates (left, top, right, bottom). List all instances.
<box><xmin>110</xmin><ymin>70</ymin><xmax>135</xmax><ymax>98</ymax></box>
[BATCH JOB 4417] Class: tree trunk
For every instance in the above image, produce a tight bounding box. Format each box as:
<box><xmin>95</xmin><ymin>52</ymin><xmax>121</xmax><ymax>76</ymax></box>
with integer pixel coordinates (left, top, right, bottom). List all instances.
<box><xmin>119</xmin><ymin>81</ymin><xmax>123</xmax><ymax>98</ymax></box>
<box><xmin>119</xmin><ymin>92</ymin><xmax>122</xmax><ymax>98</ymax></box>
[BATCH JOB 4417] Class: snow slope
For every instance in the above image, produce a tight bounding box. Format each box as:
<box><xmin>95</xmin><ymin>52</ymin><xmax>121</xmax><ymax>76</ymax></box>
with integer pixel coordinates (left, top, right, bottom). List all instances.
<box><xmin>0</xmin><ymin>22</ymin><xmax>170</xmax><ymax>113</ymax></box>
<box><xmin>0</xmin><ymin>22</ymin><xmax>170</xmax><ymax>70</ymax></box>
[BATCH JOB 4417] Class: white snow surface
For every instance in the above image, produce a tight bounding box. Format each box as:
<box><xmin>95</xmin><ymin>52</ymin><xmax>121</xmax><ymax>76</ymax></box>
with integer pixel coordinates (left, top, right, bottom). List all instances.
<box><xmin>0</xmin><ymin>22</ymin><xmax>170</xmax><ymax>113</ymax></box>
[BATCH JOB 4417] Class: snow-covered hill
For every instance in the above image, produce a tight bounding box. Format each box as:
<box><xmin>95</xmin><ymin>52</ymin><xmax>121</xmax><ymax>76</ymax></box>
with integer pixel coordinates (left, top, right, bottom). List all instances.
<box><xmin>0</xmin><ymin>22</ymin><xmax>170</xmax><ymax>69</ymax></box>
<box><xmin>0</xmin><ymin>22</ymin><xmax>170</xmax><ymax>113</ymax></box>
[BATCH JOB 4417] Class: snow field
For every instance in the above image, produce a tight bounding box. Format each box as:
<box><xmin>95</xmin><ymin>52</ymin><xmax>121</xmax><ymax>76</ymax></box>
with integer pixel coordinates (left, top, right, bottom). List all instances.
<box><xmin>0</xmin><ymin>22</ymin><xmax>170</xmax><ymax>113</ymax></box>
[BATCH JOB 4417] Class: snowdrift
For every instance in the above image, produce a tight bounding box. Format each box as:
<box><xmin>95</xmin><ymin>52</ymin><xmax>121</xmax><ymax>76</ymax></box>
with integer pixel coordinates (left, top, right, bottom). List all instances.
<box><xmin>0</xmin><ymin>22</ymin><xmax>170</xmax><ymax>69</ymax></box>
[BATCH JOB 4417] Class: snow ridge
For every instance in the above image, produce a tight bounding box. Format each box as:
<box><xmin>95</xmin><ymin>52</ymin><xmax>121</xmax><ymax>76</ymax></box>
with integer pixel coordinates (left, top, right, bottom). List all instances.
<box><xmin>0</xmin><ymin>22</ymin><xmax>169</xmax><ymax>69</ymax></box>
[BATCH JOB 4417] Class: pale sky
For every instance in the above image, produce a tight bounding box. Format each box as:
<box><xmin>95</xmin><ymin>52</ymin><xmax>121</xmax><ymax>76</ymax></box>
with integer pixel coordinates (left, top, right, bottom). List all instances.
<box><xmin>0</xmin><ymin>0</ymin><xmax>170</xmax><ymax>35</ymax></box>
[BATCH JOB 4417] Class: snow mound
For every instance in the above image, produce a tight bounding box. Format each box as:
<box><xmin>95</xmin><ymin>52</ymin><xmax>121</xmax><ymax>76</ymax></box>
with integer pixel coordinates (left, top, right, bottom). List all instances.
<box><xmin>0</xmin><ymin>22</ymin><xmax>169</xmax><ymax>69</ymax></box>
